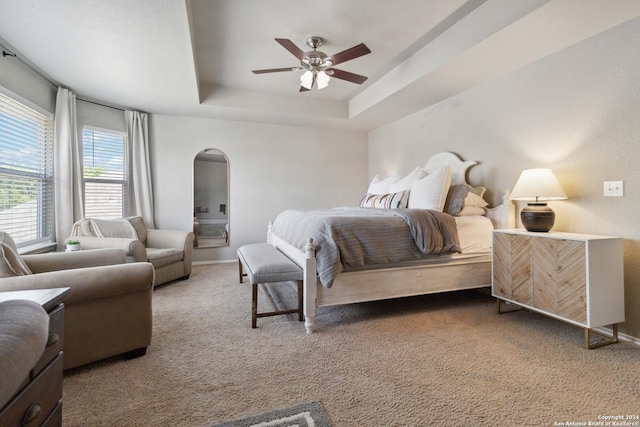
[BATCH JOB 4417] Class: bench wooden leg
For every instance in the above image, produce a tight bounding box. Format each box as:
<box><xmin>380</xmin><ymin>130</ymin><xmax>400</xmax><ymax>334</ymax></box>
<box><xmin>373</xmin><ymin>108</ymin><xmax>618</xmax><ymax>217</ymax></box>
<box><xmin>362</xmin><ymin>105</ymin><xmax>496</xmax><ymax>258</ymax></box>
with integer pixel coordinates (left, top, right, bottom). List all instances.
<box><xmin>252</xmin><ymin>281</ymin><xmax>304</xmax><ymax>328</ymax></box>
<box><xmin>252</xmin><ymin>283</ymin><xmax>258</xmax><ymax>328</ymax></box>
<box><xmin>238</xmin><ymin>259</ymin><xmax>244</xmax><ymax>283</ymax></box>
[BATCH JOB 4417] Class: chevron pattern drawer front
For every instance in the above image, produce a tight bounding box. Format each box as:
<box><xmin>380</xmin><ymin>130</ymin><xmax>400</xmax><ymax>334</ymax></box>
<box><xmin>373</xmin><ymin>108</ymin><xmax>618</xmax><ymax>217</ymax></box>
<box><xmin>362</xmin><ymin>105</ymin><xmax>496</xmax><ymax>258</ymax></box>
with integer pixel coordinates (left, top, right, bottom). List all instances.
<box><xmin>492</xmin><ymin>230</ymin><xmax>624</xmax><ymax>337</ymax></box>
<box><xmin>491</xmin><ymin>232</ymin><xmax>511</xmax><ymax>299</ymax></box>
<box><xmin>532</xmin><ymin>238</ymin><xmax>586</xmax><ymax>322</ymax></box>
<box><xmin>556</xmin><ymin>240</ymin><xmax>586</xmax><ymax>322</ymax></box>
<box><xmin>492</xmin><ymin>233</ymin><xmax>533</xmax><ymax>305</ymax></box>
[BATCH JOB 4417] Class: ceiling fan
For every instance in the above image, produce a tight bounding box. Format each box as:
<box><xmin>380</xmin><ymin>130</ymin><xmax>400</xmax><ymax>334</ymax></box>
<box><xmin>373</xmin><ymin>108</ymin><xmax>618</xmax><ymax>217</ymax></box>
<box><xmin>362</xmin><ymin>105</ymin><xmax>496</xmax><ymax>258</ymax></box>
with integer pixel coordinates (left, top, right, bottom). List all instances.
<box><xmin>252</xmin><ymin>37</ymin><xmax>371</xmax><ymax>92</ymax></box>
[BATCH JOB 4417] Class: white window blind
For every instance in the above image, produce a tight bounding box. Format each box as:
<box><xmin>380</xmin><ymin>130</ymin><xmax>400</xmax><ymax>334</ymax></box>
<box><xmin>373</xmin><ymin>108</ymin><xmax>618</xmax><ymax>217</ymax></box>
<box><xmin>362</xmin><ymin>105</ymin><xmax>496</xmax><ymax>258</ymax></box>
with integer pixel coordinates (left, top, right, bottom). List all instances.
<box><xmin>0</xmin><ymin>91</ymin><xmax>54</xmax><ymax>247</ymax></box>
<box><xmin>82</xmin><ymin>128</ymin><xmax>128</xmax><ymax>218</ymax></box>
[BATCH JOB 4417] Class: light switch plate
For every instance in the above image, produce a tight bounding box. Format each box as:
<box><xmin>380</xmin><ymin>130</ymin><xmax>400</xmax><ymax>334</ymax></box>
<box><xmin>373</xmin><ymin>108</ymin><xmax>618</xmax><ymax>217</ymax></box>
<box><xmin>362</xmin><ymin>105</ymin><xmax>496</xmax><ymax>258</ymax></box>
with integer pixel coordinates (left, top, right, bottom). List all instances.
<box><xmin>603</xmin><ymin>181</ymin><xmax>623</xmax><ymax>197</ymax></box>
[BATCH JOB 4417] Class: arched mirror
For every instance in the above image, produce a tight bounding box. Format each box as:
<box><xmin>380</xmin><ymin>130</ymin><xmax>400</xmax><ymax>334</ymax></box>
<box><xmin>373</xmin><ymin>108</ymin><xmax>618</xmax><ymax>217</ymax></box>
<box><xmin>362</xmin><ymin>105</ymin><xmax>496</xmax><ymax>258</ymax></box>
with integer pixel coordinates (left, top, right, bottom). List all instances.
<box><xmin>193</xmin><ymin>149</ymin><xmax>229</xmax><ymax>248</ymax></box>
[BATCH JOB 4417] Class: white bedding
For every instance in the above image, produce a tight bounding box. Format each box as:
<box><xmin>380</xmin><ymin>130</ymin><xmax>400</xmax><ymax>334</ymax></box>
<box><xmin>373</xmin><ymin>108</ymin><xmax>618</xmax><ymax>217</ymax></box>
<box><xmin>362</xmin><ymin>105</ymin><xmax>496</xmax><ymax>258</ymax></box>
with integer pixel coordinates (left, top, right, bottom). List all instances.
<box><xmin>454</xmin><ymin>215</ymin><xmax>494</xmax><ymax>253</ymax></box>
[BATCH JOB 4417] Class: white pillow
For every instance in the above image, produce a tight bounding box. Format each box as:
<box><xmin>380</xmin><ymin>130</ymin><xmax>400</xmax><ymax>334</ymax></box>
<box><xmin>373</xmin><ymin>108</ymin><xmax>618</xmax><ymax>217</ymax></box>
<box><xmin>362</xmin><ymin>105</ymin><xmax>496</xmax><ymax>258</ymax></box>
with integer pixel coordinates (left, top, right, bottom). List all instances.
<box><xmin>367</xmin><ymin>174</ymin><xmax>401</xmax><ymax>195</ymax></box>
<box><xmin>388</xmin><ymin>167</ymin><xmax>427</xmax><ymax>193</ymax></box>
<box><xmin>408</xmin><ymin>164</ymin><xmax>452</xmax><ymax>211</ymax></box>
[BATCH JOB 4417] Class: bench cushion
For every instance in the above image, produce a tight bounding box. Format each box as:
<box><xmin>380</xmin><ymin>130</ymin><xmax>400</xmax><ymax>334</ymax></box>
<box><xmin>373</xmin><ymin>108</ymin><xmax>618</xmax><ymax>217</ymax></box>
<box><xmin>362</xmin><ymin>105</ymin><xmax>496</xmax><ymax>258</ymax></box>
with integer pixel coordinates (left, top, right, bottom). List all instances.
<box><xmin>237</xmin><ymin>243</ymin><xmax>302</xmax><ymax>285</ymax></box>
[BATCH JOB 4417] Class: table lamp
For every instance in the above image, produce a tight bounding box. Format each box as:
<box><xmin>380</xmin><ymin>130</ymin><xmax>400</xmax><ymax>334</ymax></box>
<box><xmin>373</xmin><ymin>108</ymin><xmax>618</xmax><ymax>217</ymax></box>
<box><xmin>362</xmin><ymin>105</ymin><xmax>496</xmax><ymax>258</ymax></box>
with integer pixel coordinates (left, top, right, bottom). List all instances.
<box><xmin>509</xmin><ymin>168</ymin><xmax>567</xmax><ymax>232</ymax></box>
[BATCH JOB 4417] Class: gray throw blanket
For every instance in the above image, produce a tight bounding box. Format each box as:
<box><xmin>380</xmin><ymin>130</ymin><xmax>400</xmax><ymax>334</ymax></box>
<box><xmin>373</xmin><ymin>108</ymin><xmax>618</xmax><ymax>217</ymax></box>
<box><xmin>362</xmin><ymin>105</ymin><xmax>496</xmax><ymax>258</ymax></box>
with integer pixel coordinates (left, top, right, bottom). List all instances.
<box><xmin>272</xmin><ymin>207</ymin><xmax>460</xmax><ymax>288</ymax></box>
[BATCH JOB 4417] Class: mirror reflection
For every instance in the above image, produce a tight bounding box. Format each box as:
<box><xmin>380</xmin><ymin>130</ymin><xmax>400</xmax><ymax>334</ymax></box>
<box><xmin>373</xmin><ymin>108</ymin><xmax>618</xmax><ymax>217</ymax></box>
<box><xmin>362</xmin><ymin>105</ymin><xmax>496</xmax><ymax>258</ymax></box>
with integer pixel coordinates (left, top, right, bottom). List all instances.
<box><xmin>193</xmin><ymin>149</ymin><xmax>229</xmax><ymax>248</ymax></box>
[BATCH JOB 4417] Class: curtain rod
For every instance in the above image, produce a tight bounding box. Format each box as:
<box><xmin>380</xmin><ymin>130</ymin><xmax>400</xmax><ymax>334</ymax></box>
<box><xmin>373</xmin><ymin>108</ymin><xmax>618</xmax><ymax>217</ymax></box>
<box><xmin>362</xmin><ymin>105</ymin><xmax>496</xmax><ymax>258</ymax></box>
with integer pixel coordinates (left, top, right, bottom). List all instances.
<box><xmin>2</xmin><ymin>42</ymin><xmax>126</xmax><ymax>113</ymax></box>
<box><xmin>77</xmin><ymin>98</ymin><xmax>125</xmax><ymax>112</ymax></box>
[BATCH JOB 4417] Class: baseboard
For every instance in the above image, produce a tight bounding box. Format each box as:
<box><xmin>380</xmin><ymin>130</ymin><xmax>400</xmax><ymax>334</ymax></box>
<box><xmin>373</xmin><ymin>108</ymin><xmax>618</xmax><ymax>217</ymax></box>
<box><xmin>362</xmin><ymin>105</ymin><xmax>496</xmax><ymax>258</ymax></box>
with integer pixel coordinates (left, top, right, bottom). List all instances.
<box><xmin>593</xmin><ymin>326</ymin><xmax>640</xmax><ymax>347</ymax></box>
<box><xmin>193</xmin><ymin>259</ymin><xmax>236</xmax><ymax>265</ymax></box>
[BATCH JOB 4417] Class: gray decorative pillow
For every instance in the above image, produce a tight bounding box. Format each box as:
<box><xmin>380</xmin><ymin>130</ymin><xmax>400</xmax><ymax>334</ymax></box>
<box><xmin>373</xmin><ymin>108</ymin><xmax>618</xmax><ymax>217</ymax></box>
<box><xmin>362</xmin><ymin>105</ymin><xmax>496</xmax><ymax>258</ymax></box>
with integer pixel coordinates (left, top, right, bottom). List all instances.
<box><xmin>444</xmin><ymin>184</ymin><xmax>473</xmax><ymax>215</ymax></box>
<box><xmin>0</xmin><ymin>232</ymin><xmax>32</xmax><ymax>278</ymax></box>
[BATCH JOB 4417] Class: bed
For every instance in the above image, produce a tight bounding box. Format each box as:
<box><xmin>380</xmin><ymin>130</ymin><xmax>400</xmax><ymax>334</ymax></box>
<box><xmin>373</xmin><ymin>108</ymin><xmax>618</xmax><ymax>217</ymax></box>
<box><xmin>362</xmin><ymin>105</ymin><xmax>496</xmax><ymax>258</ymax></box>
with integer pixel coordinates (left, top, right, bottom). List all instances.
<box><xmin>267</xmin><ymin>152</ymin><xmax>515</xmax><ymax>333</ymax></box>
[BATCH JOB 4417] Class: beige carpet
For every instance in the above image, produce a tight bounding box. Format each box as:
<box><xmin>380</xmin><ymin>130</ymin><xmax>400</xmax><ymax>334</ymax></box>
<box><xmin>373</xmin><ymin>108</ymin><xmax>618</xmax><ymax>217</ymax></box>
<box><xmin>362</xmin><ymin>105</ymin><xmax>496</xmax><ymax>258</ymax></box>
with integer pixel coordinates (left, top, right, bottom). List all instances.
<box><xmin>63</xmin><ymin>263</ymin><xmax>640</xmax><ymax>426</ymax></box>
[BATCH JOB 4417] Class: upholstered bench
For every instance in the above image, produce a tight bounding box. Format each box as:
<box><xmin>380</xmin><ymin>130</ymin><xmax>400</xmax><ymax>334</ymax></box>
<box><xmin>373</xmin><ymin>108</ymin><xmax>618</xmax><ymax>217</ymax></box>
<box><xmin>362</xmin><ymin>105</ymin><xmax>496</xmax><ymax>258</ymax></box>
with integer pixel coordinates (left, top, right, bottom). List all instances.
<box><xmin>237</xmin><ymin>243</ymin><xmax>303</xmax><ymax>328</ymax></box>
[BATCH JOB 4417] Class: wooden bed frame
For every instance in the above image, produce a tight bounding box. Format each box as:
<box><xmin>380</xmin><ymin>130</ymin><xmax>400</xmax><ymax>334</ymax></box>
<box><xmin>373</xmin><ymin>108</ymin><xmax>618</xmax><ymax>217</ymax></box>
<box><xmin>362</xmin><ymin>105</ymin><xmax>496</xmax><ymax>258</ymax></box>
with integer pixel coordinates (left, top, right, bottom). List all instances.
<box><xmin>267</xmin><ymin>153</ymin><xmax>515</xmax><ymax>333</ymax></box>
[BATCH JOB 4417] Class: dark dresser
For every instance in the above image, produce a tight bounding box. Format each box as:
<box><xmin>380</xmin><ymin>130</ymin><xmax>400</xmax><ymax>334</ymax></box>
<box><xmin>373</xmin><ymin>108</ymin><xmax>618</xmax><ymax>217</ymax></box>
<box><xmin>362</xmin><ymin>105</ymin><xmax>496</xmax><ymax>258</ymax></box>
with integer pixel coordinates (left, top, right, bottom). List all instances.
<box><xmin>0</xmin><ymin>287</ymin><xmax>69</xmax><ymax>426</ymax></box>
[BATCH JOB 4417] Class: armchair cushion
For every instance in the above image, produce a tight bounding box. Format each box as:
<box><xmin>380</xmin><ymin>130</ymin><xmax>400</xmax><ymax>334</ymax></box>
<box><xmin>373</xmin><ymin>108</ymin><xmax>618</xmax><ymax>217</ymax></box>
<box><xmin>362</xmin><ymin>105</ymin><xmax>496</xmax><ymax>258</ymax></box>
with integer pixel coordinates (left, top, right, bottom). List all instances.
<box><xmin>0</xmin><ymin>232</ymin><xmax>32</xmax><ymax>278</ymax></box>
<box><xmin>146</xmin><ymin>247</ymin><xmax>183</xmax><ymax>269</ymax></box>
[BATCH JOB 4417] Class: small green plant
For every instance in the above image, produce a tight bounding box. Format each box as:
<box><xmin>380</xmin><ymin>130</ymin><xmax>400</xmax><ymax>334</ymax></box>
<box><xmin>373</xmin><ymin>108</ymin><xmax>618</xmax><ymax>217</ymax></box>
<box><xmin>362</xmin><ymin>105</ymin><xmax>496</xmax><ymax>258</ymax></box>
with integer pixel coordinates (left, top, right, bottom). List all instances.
<box><xmin>66</xmin><ymin>239</ymin><xmax>80</xmax><ymax>245</ymax></box>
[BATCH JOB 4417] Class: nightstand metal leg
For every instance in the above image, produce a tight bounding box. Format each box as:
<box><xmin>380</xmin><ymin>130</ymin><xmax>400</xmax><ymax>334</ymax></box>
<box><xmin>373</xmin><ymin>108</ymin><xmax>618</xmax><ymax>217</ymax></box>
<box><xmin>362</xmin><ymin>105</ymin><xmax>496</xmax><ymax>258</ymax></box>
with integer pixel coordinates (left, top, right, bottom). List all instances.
<box><xmin>584</xmin><ymin>324</ymin><xmax>619</xmax><ymax>349</ymax></box>
<box><xmin>496</xmin><ymin>298</ymin><xmax>524</xmax><ymax>314</ymax></box>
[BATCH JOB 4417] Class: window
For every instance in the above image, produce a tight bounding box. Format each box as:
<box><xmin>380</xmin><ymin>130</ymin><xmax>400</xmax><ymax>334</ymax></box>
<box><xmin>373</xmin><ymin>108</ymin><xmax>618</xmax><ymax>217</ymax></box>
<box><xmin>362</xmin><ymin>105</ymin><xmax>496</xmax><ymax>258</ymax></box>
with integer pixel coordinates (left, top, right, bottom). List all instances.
<box><xmin>0</xmin><ymin>90</ymin><xmax>54</xmax><ymax>247</ymax></box>
<box><xmin>82</xmin><ymin>128</ymin><xmax>128</xmax><ymax>218</ymax></box>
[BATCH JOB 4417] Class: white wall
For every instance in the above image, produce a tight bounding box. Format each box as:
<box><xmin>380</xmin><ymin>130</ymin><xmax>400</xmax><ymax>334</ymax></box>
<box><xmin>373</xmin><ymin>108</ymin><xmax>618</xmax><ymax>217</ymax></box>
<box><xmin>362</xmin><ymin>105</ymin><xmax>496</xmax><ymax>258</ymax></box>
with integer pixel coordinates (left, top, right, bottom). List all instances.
<box><xmin>149</xmin><ymin>114</ymin><xmax>368</xmax><ymax>262</ymax></box>
<box><xmin>369</xmin><ymin>18</ymin><xmax>640</xmax><ymax>339</ymax></box>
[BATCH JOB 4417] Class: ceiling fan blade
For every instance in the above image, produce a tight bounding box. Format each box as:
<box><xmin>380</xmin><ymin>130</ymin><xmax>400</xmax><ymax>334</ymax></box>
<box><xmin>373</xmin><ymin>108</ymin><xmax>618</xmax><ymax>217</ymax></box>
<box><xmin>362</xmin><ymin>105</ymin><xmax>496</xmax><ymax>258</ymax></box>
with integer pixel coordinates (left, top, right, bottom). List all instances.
<box><xmin>327</xmin><ymin>68</ymin><xmax>368</xmax><ymax>85</ymax></box>
<box><xmin>252</xmin><ymin>67</ymin><xmax>300</xmax><ymax>74</ymax></box>
<box><xmin>299</xmin><ymin>85</ymin><xmax>311</xmax><ymax>92</ymax></box>
<box><xmin>327</xmin><ymin>43</ymin><xmax>371</xmax><ymax>66</ymax></box>
<box><xmin>275</xmin><ymin>38</ymin><xmax>308</xmax><ymax>61</ymax></box>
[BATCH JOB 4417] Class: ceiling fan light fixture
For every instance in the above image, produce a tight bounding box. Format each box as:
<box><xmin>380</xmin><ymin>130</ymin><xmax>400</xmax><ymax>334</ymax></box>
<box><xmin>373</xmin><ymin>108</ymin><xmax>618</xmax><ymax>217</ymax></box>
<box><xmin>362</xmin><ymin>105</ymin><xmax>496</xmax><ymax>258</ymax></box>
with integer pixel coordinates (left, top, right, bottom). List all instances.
<box><xmin>317</xmin><ymin>70</ymin><xmax>330</xmax><ymax>89</ymax></box>
<box><xmin>300</xmin><ymin>70</ymin><xmax>314</xmax><ymax>89</ymax></box>
<box><xmin>253</xmin><ymin>37</ymin><xmax>371</xmax><ymax>92</ymax></box>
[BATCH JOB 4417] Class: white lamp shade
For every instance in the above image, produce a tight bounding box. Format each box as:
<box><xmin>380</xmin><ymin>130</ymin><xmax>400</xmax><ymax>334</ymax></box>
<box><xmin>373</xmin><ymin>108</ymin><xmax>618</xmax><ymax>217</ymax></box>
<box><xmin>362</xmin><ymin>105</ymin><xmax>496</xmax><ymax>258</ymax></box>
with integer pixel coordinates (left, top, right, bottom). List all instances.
<box><xmin>316</xmin><ymin>71</ymin><xmax>330</xmax><ymax>89</ymax></box>
<box><xmin>509</xmin><ymin>168</ymin><xmax>567</xmax><ymax>201</ymax></box>
<box><xmin>300</xmin><ymin>71</ymin><xmax>313</xmax><ymax>89</ymax></box>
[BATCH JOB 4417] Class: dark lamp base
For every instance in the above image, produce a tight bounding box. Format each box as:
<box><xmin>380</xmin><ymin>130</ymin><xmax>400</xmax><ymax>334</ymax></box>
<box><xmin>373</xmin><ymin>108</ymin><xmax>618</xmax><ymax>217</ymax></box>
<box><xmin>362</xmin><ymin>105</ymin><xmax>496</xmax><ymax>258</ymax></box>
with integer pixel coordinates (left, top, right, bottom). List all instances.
<box><xmin>520</xmin><ymin>203</ymin><xmax>555</xmax><ymax>232</ymax></box>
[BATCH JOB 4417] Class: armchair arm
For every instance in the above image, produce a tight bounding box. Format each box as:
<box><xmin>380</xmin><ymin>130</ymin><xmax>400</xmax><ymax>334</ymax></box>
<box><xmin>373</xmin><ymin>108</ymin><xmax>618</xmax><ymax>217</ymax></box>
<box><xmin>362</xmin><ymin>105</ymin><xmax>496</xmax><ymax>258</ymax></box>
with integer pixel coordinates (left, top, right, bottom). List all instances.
<box><xmin>0</xmin><ymin>262</ymin><xmax>155</xmax><ymax>304</ymax></box>
<box><xmin>23</xmin><ymin>248</ymin><xmax>127</xmax><ymax>273</ymax></box>
<box><xmin>67</xmin><ymin>236</ymin><xmax>147</xmax><ymax>262</ymax></box>
<box><xmin>146</xmin><ymin>229</ymin><xmax>195</xmax><ymax>250</ymax></box>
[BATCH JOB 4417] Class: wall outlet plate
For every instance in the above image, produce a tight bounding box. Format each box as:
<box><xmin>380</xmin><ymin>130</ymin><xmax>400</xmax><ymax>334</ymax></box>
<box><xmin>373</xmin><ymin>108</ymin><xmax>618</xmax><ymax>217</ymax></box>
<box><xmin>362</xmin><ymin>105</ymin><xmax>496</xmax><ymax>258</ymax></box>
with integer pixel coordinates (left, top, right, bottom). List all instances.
<box><xmin>603</xmin><ymin>181</ymin><xmax>623</xmax><ymax>197</ymax></box>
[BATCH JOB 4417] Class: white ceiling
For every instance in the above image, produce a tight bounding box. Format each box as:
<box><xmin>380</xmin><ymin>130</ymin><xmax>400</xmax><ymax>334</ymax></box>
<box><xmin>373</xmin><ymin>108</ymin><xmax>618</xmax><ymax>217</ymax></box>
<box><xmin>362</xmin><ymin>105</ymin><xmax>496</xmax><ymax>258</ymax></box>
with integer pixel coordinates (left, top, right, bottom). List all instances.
<box><xmin>1</xmin><ymin>0</ymin><xmax>640</xmax><ymax>131</ymax></box>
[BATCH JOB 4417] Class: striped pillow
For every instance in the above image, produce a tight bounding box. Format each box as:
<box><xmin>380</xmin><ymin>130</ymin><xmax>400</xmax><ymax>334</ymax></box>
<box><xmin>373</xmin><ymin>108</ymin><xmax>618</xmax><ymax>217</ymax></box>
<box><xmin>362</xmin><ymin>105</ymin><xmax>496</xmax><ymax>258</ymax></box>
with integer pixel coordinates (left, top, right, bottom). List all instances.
<box><xmin>358</xmin><ymin>190</ymin><xmax>410</xmax><ymax>209</ymax></box>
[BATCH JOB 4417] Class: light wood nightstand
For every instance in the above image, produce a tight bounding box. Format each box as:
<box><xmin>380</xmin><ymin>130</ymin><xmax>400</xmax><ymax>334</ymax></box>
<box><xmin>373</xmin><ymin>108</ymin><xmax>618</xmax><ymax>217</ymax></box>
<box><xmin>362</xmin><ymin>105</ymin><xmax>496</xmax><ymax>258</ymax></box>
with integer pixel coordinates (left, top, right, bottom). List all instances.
<box><xmin>491</xmin><ymin>230</ymin><xmax>624</xmax><ymax>349</ymax></box>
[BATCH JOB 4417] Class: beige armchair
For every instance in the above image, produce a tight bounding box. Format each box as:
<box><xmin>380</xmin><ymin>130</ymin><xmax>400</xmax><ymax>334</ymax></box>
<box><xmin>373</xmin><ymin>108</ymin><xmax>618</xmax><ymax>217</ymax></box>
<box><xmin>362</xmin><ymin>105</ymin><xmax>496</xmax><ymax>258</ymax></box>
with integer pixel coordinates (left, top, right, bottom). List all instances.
<box><xmin>0</xmin><ymin>232</ymin><xmax>154</xmax><ymax>370</ymax></box>
<box><xmin>71</xmin><ymin>216</ymin><xmax>195</xmax><ymax>286</ymax></box>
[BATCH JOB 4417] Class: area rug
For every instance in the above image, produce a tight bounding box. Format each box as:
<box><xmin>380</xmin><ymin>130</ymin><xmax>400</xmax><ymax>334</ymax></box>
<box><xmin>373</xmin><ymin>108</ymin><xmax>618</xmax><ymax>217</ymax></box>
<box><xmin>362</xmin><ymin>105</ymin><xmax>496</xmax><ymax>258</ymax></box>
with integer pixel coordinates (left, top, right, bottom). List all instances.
<box><xmin>211</xmin><ymin>400</ymin><xmax>332</xmax><ymax>427</ymax></box>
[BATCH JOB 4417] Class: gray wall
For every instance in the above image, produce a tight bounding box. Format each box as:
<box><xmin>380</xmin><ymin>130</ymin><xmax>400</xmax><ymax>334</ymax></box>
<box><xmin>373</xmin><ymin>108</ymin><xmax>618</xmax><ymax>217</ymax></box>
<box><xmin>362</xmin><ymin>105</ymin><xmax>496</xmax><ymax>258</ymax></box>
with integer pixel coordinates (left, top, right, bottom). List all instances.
<box><xmin>369</xmin><ymin>17</ymin><xmax>640</xmax><ymax>340</ymax></box>
<box><xmin>76</xmin><ymin>100</ymin><xmax>126</xmax><ymax>135</ymax></box>
<box><xmin>0</xmin><ymin>51</ymin><xmax>55</xmax><ymax>113</ymax></box>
